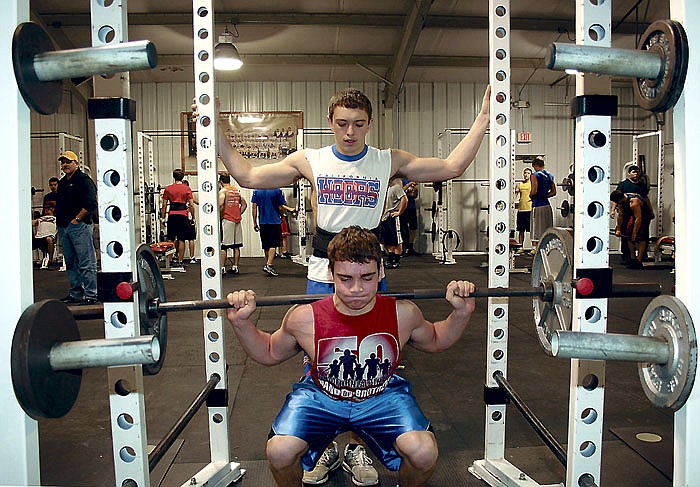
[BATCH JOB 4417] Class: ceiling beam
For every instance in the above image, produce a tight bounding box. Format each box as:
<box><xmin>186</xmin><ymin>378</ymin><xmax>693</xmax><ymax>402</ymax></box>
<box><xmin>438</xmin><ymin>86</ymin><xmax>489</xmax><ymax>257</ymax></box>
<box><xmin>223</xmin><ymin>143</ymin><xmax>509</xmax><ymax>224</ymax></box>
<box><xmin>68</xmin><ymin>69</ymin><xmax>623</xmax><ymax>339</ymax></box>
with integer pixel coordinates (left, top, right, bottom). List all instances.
<box><xmin>41</xmin><ymin>12</ymin><xmax>650</xmax><ymax>35</ymax></box>
<box><xmin>382</xmin><ymin>0</ymin><xmax>433</xmax><ymax>109</ymax></box>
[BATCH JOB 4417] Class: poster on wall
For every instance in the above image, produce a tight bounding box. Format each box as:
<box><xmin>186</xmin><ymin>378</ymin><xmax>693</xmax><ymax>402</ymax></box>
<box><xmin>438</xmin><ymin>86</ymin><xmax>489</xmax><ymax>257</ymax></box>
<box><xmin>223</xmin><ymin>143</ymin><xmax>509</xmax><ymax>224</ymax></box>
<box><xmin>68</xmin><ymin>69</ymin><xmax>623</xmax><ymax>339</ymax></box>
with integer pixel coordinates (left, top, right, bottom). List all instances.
<box><xmin>180</xmin><ymin>111</ymin><xmax>303</xmax><ymax>174</ymax></box>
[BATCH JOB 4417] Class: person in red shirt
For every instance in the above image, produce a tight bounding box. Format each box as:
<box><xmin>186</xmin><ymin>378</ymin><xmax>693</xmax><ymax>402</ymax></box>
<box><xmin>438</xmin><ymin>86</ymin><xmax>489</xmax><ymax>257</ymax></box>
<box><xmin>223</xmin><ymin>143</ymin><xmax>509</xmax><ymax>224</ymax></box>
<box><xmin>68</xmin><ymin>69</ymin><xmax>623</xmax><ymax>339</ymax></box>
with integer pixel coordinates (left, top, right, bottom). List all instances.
<box><xmin>161</xmin><ymin>169</ymin><xmax>195</xmax><ymax>265</ymax></box>
<box><xmin>226</xmin><ymin>226</ymin><xmax>476</xmax><ymax>487</ymax></box>
<box><xmin>218</xmin><ymin>173</ymin><xmax>247</xmax><ymax>275</ymax></box>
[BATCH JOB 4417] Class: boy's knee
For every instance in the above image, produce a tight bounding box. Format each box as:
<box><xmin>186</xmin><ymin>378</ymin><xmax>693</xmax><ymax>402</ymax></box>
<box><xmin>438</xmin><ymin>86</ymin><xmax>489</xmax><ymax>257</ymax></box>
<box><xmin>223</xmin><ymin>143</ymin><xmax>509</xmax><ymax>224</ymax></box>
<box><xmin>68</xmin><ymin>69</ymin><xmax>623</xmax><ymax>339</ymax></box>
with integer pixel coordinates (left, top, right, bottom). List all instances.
<box><xmin>266</xmin><ymin>435</ymin><xmax>307</xmax><ymax>469</ymax></box>
<box><xmin>396</xmin><ymin>431</ymin><xmax>438</xmax><ymax>471</ymax></box>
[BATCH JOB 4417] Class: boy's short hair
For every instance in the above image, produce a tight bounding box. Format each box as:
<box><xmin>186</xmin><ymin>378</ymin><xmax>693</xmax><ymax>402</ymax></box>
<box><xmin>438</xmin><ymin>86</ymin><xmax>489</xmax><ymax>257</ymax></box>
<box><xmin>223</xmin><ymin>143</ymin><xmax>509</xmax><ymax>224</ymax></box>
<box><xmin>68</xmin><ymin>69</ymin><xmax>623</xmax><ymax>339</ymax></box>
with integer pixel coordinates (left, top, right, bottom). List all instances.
<box><xmin>219</xmin><ymin>174</ymin><xmax>231</xmax><ymax>184</ymax></box>
<box><xmin>532</xmin><ymin>156</ymin><xmax>545</xmax><ymax>168</ymax></box>
<box><xmin>173</xmin><ymin>169</ymin><xmax>184</xmax><ymax>181</ymax></box>
<box><xmin>327</xmin><ymin>226</ymin><xmax>382</xmax><ymax>273</ymax></box>
<box><xmin>610</xmin><ymin>190</ymin><xmax>625</xmax><ymax>203</ymax></box>
<box><xmin>328</xmin><ymin>88</ymin><xmax>373</xmax><ymax>121</ymax></box>
<box><xmin>48</xmin><ymin>177</ymin><xmax>59</xmax><ymax>184</ymax></box>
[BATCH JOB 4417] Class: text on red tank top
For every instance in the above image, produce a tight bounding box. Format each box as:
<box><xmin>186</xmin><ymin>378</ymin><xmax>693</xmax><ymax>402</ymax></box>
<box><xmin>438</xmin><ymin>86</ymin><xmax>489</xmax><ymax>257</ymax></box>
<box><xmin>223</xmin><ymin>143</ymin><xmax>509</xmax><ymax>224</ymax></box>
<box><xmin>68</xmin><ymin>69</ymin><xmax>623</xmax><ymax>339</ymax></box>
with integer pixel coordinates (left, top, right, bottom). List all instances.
<box><xmin>310</xmin><ymin>295</ymin><xmax>400</xmax><ymax>401</ymax></box>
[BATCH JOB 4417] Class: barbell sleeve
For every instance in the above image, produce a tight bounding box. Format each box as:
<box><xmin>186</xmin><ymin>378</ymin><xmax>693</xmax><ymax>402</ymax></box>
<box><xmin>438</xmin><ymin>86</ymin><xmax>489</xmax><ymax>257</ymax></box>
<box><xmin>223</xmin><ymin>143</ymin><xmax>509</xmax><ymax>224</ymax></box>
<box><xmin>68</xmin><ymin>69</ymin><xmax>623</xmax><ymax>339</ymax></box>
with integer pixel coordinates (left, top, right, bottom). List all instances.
<box><xmin>550</xmin><ymin>331</ymin><xmax>669</xmax><ymax>364</ymax></box>
<box><xmin>32</xmin><ymin>40</ymin><xmax>157</xmax><ymax>82</ymax></box>
<box><xmin>69</xmin><ymin>282</ymin><xmax>661</xmax><ymax>321</ymax></box>
<box><xmin>546</xmin><ymin>43</ymin><xmax>663</xmax><ymax>79</ymax></box>
<box><xmin>49</xmin><ymin>335</ymin><xmax>160</xmax><ymax>371</ymax></box>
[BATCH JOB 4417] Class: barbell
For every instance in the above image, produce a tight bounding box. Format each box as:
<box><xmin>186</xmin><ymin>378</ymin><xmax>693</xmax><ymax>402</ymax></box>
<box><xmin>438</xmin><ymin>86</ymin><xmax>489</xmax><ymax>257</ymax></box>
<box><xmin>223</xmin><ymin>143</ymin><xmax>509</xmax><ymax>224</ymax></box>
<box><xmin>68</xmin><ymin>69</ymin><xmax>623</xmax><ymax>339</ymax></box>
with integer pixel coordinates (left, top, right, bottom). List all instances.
<box><xmin>558</xmin><ymin>199</ymin><xmax>573</xmax><ymax>218</ymax></box>
<box><xmin>11</xmin><ymin>299</ymin><xmax>160</xmax><ymax>420</ymax></box>
<box><xmin>546</xmin><ymin>19</ymin><xmax>688</xmax><ymax>113</ymax></box>
<box><xmin>12</xmin><ymin>22</ymin><xmax>158</xmax><ymax>115</ymax></box>
<box><xmin>549</xmin><ymin>295</ymin><xmax>696</xmax><ymax>411</ymax></box>
<box><xmin>13</xmin><ymin>233</ymin><xmax>663</xmax><ymax>419</ymax></box>
<box><xmin>531</xmin><ymin>228</ymin><xmax>696</xmax><ymax>410</ymax></box>
<box><xmin>73</xmin><ymin>278</ymin><xmax>659</xmax><ymax>318</ymax></box>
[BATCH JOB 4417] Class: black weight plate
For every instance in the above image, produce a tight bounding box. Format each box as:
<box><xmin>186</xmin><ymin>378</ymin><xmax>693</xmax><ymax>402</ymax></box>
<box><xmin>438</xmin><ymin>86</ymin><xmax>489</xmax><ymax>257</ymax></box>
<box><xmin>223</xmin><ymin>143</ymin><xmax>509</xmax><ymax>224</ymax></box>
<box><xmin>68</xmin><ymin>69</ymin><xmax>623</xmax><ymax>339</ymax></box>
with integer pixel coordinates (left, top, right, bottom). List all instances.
<box><xmin>11</xmin><ymin>300</ymin><xmax>82</xmax><ymax>419</ymax></box>
<box><xmin>12</xmin><ymin>22</ymin><xmax>63</xmax><ymax>115</ymax></box>
<box><xmin>560</xmin><ymin>200</ymin><xmax>571</xmax><ymax>218</ymax></box>
<box><xmin>634</xmin><ymin>20</ymin><xmax>689</xmax><ymax>113</ymax></box>
<box><xmin>136</xmin><ymin>244</ymin><xmax>167</xmax><ymax>375</ymax></box>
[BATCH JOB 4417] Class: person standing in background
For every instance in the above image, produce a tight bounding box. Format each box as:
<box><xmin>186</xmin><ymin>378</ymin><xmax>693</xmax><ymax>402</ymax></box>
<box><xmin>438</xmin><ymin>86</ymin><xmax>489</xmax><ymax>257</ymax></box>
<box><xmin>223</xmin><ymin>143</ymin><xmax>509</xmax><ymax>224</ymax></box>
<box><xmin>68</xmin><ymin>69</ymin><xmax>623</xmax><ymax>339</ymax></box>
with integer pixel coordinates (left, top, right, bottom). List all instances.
<box><xmin>43</xmin><ymin>177</ymin><xmax>59</xmax><ymax>209</ymax></box>
<box><xmin>612</xmin><ymin>165</ymin><xmax>653</xmax><ymax>264</ymax></box>
<box><xmin>219</xmin><ymin>174</ymin><xmax>247</xmax><ymax>275</ymax></box>
<box><xmin>55</xmin><ymin>150</ymin><xmax>98</xmax><ymax>305</ymax></box>
<box><xmin>251</xmin><ymin>188</ymin><xmax>294</xmax><ymax>277</ymax></box>
<box><xmin>182</xmin><ymin>179</ymin><xmax>198</xmax><ymax>264</ymax></box>
<box><xmin>161</xmin><ymin>169</ymin><xmax>195</xmax><ymax>267</ymax></box>
<box><xmin>529</xmin><ymin>157</ymin><xmax>556</xmax><ymax>255</ymax></box>
<box><xmin>515</xmin><ymin>168</ymin><xmax>532</xmax><ymax>251</ymax></box>
<box><xmin>400</xmin><ymin>179</ymin><xmax>420</xmax><ymax>256</ymax></box>
<box><xmin>381</xmin><ymin>179</ymin><xmax>407</xmax><ymax>268</ymax></box>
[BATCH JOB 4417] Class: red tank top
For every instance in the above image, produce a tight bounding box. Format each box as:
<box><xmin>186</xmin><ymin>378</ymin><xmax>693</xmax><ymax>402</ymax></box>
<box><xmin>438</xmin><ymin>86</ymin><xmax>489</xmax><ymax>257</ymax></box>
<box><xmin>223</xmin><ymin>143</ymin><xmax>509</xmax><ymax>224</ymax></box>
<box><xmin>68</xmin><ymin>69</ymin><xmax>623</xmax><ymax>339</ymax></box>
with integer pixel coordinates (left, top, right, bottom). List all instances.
<box><xmin>222</xmin><ymin>188</ymin><xmax>243</xmax><ymax>222</ymax></box>
<box><xmin>163</xmin><ymin>183</ymin><xmax>193</xmax><ymax>216</ymax></box>
<box><xmin>310</xmin><ymin>295</ymin><xmax>400</xmax><ymax>402</ymax></box>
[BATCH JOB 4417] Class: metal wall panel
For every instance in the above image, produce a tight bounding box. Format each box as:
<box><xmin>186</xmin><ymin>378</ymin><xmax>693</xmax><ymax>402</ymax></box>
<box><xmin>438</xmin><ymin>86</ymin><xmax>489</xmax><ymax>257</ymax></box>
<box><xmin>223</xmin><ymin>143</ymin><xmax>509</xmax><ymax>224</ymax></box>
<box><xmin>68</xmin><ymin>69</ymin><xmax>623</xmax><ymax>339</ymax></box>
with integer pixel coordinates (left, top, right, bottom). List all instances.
<box><xmin>29</xmin><ymin>81</ymin><xmax>660</xmax><ymax>256</ymax></box>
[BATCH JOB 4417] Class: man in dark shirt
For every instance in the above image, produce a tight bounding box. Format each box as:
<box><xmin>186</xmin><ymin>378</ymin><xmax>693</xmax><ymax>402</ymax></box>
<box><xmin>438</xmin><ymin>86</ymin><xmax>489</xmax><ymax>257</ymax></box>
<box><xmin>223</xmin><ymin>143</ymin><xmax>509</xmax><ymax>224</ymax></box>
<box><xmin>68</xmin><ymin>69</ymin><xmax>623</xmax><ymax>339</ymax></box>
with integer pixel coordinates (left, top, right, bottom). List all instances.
<box><xmin>55</xmin><ymin>151</ymin><xmax>98</xmax><ymax>305</ymax></box>
<box><xmin>610</xmin><ymin>190</ymin><xmax>653</xmax><ymax>269</ymax></box>
<box><xmin>612</xmin><ymin>165</ymin><xmax>653</xmax><ymax>264</ymax></box>
<box><xmin>42</xmin><ymin>177</ymin><xmax>59</xmax><ymax>208</ymax></box>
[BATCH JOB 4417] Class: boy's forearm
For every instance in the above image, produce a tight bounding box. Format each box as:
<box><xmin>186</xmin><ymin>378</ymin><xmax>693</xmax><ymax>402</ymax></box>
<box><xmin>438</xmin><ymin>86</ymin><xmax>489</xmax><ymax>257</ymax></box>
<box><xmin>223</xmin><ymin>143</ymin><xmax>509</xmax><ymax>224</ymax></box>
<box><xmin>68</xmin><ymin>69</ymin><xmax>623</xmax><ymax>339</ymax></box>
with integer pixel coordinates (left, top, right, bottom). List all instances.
<box><xmin>431</xmin><ymin>309</ymin><xmax>473</xmax><ymax>351</ymax></box>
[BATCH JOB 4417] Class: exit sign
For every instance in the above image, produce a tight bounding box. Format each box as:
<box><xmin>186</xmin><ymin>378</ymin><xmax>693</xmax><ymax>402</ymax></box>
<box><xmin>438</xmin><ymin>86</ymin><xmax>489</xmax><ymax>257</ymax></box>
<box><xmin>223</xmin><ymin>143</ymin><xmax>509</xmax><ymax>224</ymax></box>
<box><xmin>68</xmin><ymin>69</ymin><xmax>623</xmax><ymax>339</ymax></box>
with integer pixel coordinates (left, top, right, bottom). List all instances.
<box><xmin>517</xmin><ymin>131</ymin><xmax>532</xmax><ymax>143</ymax></box>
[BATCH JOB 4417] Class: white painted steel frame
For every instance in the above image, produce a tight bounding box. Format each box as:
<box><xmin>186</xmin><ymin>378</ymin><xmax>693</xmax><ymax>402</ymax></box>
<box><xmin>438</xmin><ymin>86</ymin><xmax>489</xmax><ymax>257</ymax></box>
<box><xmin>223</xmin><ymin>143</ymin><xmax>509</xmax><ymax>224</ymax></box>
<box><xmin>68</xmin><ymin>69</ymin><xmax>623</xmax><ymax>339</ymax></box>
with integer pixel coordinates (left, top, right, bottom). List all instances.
<box><xmin>189</xmin><ymin>1</ymin><xmax>243</xmax><ymax>485</ymax></box>
<box><xmin>632</xmin><ymin>130</ymin><xmax>664</xmax><ymax>237</ymax></box>
<box><xmin>137</xmin><ymin>132</ymin><xmax>151</xmax><ymax>244</ymax></box>
<box><xmin>293</xmin><ymin>129</ymin><xmax>309</xmax><ymax>266</ymax></box>
<box><xmin>471</xmin><ymin>2</ymin><xmax>535</xmax><ymax>485</ymax></box>
<box><xmin>2</xmin><ymin>1</ymin><xmax>40</xmax><ymax>484</ymax></box>
<box><xmin>435</xmin><ymin>129</ymin><xmax>490</xmax><ymax>259</ymax></box>
<box><xmin>669</xmin><ymin>2</ymin><xmax>699</xmax><ymax>485</ymax></box>
<box><xmin>89</xmin><ymin>1</ymin><xmax>152</xmax><ymax>485</ymax></box>
<box><xmin>565</xmin><ymin>1</ymin><xmax>612</xmax><ymax>486</ymax></box>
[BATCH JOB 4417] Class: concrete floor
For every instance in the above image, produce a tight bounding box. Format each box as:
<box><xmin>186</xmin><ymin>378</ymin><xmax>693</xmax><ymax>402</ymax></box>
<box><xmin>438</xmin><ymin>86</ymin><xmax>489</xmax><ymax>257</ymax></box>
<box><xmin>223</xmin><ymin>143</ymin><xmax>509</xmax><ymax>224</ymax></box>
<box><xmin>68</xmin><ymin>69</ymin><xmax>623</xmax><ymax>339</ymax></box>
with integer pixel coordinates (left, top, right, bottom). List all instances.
<box><xmin>31</xmin><ymin>250</ymin><xmax>675</xmax><ymax>487</ymax></box>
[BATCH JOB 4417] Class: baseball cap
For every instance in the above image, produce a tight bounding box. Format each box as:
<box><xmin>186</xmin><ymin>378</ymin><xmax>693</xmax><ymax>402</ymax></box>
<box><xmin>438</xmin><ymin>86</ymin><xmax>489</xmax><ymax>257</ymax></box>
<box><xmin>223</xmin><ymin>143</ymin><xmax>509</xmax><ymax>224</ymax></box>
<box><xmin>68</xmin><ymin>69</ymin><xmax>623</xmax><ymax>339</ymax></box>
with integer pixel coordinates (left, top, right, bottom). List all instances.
<box><xmin>58</xmin><ymin>150</ymin><xmax>79</xmax><ymax>163</ymax></box>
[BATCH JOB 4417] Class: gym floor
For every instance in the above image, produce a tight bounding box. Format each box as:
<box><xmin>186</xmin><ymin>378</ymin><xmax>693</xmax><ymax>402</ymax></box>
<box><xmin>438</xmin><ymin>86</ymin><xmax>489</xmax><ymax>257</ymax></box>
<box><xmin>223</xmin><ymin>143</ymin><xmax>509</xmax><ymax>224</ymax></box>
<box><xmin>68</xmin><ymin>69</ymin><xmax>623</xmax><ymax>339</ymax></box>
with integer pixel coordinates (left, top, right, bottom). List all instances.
<box><xmin>33</xmin><ymin>251</ymin><xmax>674</xmax><ymax>487</ymax></box>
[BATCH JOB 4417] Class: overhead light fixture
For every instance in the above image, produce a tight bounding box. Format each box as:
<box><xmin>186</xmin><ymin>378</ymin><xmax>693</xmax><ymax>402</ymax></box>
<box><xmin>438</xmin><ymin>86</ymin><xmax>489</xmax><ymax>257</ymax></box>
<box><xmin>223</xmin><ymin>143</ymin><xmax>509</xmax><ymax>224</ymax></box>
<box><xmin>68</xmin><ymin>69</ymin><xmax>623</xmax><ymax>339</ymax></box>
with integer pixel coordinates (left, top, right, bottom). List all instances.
<box><xmin>214</xmin><ymin>26</ymin><xmax>243</xmax><ymax>71</ymax></box>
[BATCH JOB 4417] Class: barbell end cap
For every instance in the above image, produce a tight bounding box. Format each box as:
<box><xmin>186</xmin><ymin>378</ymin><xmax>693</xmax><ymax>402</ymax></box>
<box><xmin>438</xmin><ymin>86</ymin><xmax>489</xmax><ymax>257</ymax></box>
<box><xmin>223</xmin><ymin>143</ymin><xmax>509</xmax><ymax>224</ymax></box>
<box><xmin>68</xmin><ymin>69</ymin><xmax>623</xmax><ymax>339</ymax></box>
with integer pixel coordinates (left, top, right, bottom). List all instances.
<box><xmin>145</xmin><ymin>41</ymin><xmax>158</xmax><ymax>69</ymax></box>
<box><xmin>116</xmin><ymin>282</ymin><xmax>136</xmax><ymax>300</ymax></box>
<box><xmin>575</xmin><ymin>278</ymin><xmax>595</xmax><ymax>296</ymax></box>
<box><xmin>545</xmin><ymin>43</ymin><xmax>557</xmax><ymax>70</ymax></box>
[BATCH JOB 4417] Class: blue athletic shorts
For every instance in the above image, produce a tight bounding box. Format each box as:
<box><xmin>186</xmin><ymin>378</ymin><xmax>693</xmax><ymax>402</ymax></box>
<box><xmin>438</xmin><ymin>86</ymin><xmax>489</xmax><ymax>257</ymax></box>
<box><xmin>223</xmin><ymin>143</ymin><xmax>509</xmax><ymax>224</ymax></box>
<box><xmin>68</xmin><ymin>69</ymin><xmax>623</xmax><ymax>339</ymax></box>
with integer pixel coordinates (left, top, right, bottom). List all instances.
<box><xmin>271</xmin><ymin>375</ymin><xmax>430</xmax><ymax>471</ymax></box>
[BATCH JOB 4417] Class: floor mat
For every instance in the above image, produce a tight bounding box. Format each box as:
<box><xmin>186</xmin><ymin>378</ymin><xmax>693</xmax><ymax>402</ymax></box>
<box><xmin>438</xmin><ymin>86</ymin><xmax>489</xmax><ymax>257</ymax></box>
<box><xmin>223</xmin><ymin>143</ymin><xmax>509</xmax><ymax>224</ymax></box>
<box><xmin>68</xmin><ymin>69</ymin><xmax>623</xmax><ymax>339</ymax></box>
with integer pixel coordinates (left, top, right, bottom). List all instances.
<box><xmin>610</xmin><ymin>425</ymin><xmax>672</xmax><ymax>480</ymax></box>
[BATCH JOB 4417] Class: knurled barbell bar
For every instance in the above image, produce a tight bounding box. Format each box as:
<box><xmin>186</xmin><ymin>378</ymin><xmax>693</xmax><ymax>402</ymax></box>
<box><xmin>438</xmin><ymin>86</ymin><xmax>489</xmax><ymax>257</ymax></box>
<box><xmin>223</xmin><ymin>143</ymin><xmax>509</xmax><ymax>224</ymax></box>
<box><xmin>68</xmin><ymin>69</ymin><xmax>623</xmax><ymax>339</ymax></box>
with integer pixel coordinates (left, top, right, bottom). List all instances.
<box><xmin>70</xmin><ymin>277</ymin><xmax>660</xmax><ymax>319</ymax></box>
<box><xmin>11</xmin><ymin>299</ymin><xmax>160</xmax><ymax>420</ymax></box>
<box><xmin>16</xmin><ymin>248</ymin><xmax>661</xmax><ymax>421</ymax></box>
<box><xmin>548</xmin><ymin>295</ymin><xmax>696</xmax><ymax>411</ymax></box>
<box><xmin>546</xmin><ymin>19</ymin><xmax>688</xmax><ymax>113</ymax></box>
<box><xmin>12</xmin><ymin>22</ymin><xmax>158</xmax><ymax>115</ymax></box>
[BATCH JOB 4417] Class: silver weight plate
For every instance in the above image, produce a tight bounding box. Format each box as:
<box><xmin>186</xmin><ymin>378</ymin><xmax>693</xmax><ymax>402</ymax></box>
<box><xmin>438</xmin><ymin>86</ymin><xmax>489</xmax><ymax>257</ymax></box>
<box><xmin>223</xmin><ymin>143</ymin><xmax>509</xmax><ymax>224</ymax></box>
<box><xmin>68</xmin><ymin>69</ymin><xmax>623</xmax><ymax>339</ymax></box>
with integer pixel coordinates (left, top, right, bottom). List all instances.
<box><xmin>532</xmin><ymin>227</ymin><xmax>574</xmax><ymax>354</ymax></box>
<box><xmin>638</xmin><ymin>295</ymin><xmax>697</xmax><ymax>410</ymax></box>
